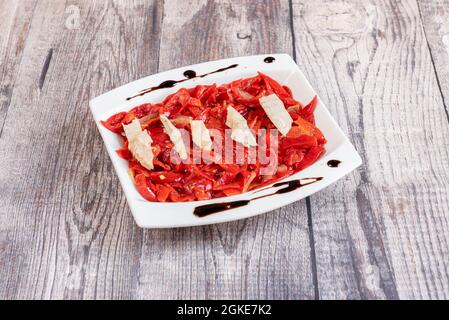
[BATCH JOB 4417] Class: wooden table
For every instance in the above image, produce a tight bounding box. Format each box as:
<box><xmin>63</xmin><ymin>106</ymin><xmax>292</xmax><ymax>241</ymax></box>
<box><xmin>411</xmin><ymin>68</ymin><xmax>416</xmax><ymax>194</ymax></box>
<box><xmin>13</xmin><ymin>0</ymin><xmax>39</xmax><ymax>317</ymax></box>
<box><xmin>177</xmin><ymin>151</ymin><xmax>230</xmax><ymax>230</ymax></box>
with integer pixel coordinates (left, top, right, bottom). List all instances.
<box><xmin>1</xmin><ymin>0</ymin><xmax>448</xmax><ymax>300</ymax></box>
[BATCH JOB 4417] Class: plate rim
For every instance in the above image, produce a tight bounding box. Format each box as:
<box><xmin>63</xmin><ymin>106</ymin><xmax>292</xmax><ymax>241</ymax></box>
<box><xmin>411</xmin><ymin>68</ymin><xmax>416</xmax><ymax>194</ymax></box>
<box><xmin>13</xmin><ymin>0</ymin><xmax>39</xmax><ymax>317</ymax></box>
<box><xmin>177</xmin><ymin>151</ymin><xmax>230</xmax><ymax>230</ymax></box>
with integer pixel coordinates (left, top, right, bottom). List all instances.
<box><xmin>89</xmin><ymin>53</ymin><xmax>362</xmax><ymax>228</ymax></box>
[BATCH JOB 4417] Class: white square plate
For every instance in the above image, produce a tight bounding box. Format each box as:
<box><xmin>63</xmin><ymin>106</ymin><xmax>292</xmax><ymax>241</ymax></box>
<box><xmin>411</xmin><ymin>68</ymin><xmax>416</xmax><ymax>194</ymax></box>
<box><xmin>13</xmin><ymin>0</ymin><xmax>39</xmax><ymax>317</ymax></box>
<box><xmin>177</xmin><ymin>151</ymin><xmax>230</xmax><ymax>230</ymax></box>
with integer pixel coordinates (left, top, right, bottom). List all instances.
<box><xmin>89</xmin><ymin>54</ymin><xmax>362</xmax><ymax>228</ymax></box>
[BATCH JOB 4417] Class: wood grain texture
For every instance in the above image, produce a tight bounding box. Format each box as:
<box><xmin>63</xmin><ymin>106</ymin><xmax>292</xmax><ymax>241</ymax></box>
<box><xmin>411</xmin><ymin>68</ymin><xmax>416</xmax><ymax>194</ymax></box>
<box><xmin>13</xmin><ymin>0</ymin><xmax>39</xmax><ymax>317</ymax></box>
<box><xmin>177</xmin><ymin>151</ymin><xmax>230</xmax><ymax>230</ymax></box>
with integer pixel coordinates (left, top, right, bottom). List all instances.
<box><xmin>0</xmin><ymin>0</ymin><xmax>162</xmax><ymax>299</ymax></box>
<box><xmin>418</xmin><ymin>0</ymin><xmax>449</xmax><ymax>120</ymax></box>
<box><xmin>0</xmin><ymin>1</ymin><xmax>38</xmax><ymax>136</ymax></box>
<box><xmin>0</xmin><ymin>0</ymin><xmax>448</xmax><ymax>300</ymax></box>
<box><xmin>137</xmin><ymin>0</ymin><xmax>315</xmax><ymax>300</ymax></box>
<box><xmin>291</xmin><ymin>0</ymin><xmax>449</xmax><ymax>299</ymax></box>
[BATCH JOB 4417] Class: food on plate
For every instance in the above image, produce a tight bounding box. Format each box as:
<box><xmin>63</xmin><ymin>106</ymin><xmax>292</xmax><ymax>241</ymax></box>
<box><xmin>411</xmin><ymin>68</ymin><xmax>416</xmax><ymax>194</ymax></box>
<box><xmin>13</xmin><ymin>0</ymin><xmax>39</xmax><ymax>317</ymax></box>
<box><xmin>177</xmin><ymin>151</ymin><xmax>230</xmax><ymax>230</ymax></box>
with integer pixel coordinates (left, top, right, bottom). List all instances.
<box><xmin>122</xmin><ymin>119</ymin><xmax>154</xmax><ymax>170</ymax></box>
<box><xmin>101</xmin><ymin>72</ymin><xmax>326</xmax><ymax>202</ymax></box>
<box><xmin>258</xmin><ymin>93</ymin><xmax>293</xmax><ymax>136</ymax></box>
<box><xmin>225</xmin><ymin>105</ymin><xmax>257</xmax><ymax>147</ymax></box>
<box><xmin>159</xmin><ymin>114</ymin><xmax>188</xmax><ymax>160</ymax></box>
<box><xmin>190</xmin><ymin>119</ymin><xmax>213</xmax><ymax>151</ymax></box>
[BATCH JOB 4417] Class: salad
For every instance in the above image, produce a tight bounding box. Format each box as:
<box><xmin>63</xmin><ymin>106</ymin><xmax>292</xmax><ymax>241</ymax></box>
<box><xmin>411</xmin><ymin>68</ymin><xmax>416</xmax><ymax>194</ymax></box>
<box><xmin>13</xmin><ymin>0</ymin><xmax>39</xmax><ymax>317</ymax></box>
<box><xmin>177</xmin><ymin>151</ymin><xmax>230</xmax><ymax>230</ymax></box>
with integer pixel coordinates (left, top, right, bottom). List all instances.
<box><xmin>102</xmin><ymin>72</ymin><xmax>326</xmax><ymax>202</ymax></box>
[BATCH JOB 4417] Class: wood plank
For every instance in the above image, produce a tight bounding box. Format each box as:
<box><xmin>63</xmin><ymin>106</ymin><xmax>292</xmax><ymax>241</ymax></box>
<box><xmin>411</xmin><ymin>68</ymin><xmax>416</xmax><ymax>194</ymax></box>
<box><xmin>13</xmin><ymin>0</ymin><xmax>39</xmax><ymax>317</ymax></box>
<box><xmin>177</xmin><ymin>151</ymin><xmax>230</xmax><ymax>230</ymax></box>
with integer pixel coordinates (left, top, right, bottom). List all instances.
<box><xmin>0</xmin><ymin>1</ymin><xmax>38</xmax><ymax>136</ymax></box>
<box><xmin>0</xmin><ymin>0</ymin><xmax>163</xmax><ymax>299</ymax></box>
<box><xmin>3</xmin><ymin>0</ymin><xmax>447</xmax><ymax>300</ymax></box>
<box><xmin>418</xmin><ymin>0</ymin><xmax>449</xmax><ymax>120</ymax></box>
<box><xmin>135</xmin><ymin>0</ymin><xmax>316</xmax><ymax>299</ymax></box>
<box><xmin>291</xmin><ymin>0</ymin><xmax>449</xmax><ymax>299</ymax></box>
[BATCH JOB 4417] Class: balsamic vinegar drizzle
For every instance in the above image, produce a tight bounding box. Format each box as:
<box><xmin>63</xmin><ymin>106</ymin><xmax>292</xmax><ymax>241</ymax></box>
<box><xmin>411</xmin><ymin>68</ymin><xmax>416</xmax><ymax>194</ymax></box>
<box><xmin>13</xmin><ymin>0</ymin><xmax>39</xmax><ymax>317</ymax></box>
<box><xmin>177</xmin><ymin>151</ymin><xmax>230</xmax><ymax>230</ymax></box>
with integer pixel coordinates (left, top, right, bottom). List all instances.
<box><xmin>126</xmin><ymin>64</ymin><xmax>239</xmax><ymax>100</ymax></box>
<box><xmin>193</xmin><ymin>200</ymin><xmax>251</xmax><ymax>217</ymax></box>
<box><xmin>183</xmin><ymin>70</ymin><xmax>196</xmax><ymax>79</ymax></box>
<box><xmin>194</xmin><ymin>177</ymin><xmax>323</xmax><ymax>217</ymax></box>
<box><xmin>264</xmin><ymin>56</ymin><xmax>275</xmax><ymax>63</ymax></box>
<box><xmin>327</xmin><ymin>160</ymin><xmax>341</xmax><ymax>168</ymax></box>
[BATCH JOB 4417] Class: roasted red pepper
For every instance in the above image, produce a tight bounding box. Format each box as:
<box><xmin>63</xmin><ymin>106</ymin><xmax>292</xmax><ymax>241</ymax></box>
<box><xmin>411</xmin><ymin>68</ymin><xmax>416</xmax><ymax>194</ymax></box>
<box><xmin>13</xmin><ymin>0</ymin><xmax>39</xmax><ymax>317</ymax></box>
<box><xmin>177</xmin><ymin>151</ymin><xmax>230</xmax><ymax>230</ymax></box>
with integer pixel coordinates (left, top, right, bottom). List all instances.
<box><xmin>134</xmin><ymin>174</ymin><xmax>157</xmax><ymax>201</ymax></box>
<box><xmin>101</xmin><ymin>112</ymin><xmax>127</xmax><ymax>133</ymax></box>
<box><xmin>102</xmin><ymin>73</ymin><xmax>327</xmax><ymax>202</ymax></box>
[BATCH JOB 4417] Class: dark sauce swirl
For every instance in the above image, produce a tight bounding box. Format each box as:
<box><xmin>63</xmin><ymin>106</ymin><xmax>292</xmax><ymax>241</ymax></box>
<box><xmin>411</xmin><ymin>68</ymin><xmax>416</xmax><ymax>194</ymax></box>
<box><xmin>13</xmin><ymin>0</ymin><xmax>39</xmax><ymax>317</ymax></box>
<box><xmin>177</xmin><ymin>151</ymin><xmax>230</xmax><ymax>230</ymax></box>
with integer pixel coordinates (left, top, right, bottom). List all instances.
<box><xmin>194</xmin><ymin>177</ymin><xmax>323</xmax><ymax>217</ymax></box>
<box><xmin>327</xmin><ymin>160</ymin><xmax>341</xmax><ymax>168</ymax></box>
<box><xmin>183</xmin><ymin>70</ymin><xmax>196</xmax><ymax>79</ymax></box>
<box><xmin>264</xmin><ymin>56</ymin><xmax>275</xmax><ymax>63</ymax></box>
<box><xmin>194</xmin><ymin>200</ymin><xmax>250</xmax><ymax>218</ymax></box>
<box><xmin>126</xmin><ymin>64</ymin><xmax>238</xmax><ymax>100</ymax></box>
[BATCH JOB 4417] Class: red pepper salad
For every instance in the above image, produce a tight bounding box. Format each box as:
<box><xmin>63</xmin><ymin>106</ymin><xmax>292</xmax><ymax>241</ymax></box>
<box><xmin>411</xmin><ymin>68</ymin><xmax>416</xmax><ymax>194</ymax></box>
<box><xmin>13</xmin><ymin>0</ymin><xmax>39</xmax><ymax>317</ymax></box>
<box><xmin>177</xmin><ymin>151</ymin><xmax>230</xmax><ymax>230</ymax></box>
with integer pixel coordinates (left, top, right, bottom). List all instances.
<box><xmin>102</xmin><ymin>72</ymin><xmax>326</xmax><ymax>202</ymax></box>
